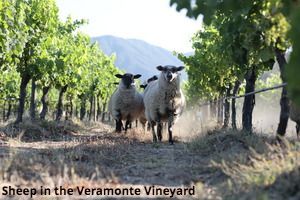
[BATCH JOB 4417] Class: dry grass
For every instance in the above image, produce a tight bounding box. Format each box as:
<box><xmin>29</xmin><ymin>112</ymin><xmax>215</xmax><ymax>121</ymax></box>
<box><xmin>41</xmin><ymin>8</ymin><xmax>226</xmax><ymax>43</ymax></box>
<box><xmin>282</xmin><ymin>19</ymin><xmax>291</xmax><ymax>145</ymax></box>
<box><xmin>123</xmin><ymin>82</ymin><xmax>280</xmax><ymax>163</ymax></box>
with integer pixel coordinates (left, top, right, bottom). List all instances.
<box><xmin>0</xmin><ymin>120</ymin><xmax>299</xmax><ymax>199</ymax></box>
<box><xmin>187</xmin><ymin>129</ymin><xmax>300</xmax><ymax>200</ymax></box>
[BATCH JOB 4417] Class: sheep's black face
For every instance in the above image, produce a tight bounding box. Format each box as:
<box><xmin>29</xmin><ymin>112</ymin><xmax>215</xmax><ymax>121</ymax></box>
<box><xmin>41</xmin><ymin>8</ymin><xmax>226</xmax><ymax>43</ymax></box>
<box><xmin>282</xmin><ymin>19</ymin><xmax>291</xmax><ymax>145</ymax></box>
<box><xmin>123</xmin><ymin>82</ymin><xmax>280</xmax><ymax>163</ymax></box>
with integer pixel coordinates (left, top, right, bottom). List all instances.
<box><xmin>115</xmin><ymin>73</ymin><xmax>141</xmax><ymax>89</ymax></box>
<box><xmin>156</xmin><ymin>65</ymin><xmax>184</xmax><ymax>82</ymax></box>
<box><xmin>140</xmin><ymin>84</ymin><xmax>147</xmax><ymax>90</ymax></box>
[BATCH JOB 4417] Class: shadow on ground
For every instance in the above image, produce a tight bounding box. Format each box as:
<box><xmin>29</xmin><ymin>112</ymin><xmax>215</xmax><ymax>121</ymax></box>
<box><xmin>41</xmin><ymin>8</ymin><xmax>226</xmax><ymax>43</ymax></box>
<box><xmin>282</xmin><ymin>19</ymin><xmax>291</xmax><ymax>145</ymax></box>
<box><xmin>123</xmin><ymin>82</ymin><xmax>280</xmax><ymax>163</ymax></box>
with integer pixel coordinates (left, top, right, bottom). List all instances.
<box><xmin>0</xmin><ymin>120</ymin><xmax>299</xmax><ymax>199</ymax></box>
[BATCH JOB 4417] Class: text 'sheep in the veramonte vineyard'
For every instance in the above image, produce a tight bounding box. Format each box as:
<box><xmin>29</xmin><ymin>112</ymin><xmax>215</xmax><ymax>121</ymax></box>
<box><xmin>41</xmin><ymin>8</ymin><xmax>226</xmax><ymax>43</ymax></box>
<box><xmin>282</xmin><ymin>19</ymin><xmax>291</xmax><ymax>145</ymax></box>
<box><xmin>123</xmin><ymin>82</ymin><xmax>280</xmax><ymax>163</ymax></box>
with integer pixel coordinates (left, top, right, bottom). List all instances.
<box><xmin>1</xmin><ymin>185</ymin><xmax>195</xmax><ymax>198</ymax></box>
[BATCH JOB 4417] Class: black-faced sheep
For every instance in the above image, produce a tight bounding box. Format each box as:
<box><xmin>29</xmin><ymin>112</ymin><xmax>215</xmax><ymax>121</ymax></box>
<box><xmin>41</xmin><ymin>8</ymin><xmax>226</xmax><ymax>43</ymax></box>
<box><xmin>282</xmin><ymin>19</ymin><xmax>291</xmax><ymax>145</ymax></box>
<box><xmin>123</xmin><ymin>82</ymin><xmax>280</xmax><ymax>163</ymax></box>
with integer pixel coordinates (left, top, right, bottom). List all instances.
<box><xmin>139</xmin><ymin>75</ymin><xmax>159</xmax><ymax>131</ymax></box>
<box><xmin>143</xmin><ymin>65</ymin><xmax>185</xmax><ymax>144</ymax></box>
<box><xmin>108</xmin><ymin>73</ymin><xmax>144</xmax><ymax>132</ymax></box>
<box><xmin>140</xmin><ymin>75</ymin><xmax>158</xmax><ymax>90</ymax></box>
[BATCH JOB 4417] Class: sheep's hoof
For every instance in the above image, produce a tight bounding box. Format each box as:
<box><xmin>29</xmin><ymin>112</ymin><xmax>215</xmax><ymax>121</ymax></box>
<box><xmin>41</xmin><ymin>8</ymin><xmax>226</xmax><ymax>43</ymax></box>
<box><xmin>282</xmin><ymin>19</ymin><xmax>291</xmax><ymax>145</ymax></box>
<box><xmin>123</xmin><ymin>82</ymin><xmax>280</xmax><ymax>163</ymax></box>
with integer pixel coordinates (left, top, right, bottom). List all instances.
<box><xmin>153</xmin><ymin>137</ymin><xmax>158</xmax><ymax>143</ymax></box>
<box><xmin>169</xmin><ymin>140</ymin><xmax>174</xmax><ymax>145</ymax></box>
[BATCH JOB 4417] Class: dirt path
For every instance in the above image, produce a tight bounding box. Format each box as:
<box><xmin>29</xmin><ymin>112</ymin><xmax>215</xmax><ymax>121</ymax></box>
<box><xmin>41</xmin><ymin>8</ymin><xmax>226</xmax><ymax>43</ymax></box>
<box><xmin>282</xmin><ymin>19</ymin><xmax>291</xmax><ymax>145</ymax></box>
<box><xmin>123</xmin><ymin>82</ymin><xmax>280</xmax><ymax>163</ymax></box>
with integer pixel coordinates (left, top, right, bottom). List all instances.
<box><xmin>2</xmin><ymin>122</ymin><xmax>298</xmax><ymax>200</ymax></box>
<box><xmin>0</xmin><ymin>123</ymin><xmax>224</xmax><ymax>199</ymax></box>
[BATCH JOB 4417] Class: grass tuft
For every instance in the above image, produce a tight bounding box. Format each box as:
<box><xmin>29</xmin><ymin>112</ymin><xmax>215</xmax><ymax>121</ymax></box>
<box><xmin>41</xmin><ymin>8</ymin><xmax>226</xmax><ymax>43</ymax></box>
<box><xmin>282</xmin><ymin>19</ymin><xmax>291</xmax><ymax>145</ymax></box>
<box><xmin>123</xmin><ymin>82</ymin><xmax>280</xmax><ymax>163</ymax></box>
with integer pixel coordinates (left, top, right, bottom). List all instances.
<box><xmin>187</xmin><ymin>128</ymin><xmax>300</xmax><ymax>199</ymax></box>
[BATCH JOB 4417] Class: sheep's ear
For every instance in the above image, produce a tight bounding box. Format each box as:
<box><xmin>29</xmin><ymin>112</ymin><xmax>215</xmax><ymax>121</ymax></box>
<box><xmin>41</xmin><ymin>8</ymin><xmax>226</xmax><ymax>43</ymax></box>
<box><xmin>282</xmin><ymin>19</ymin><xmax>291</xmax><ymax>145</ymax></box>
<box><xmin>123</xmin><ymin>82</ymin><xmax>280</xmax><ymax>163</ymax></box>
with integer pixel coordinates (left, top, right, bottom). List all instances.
<box><xmin>134</xmin><ymin>74</ymin><xmax>141</xmax><ymax>79</ymax></box>
<box><xmin>148</xmin><ymin>75</ymin><xmax>158</xmax><ymax>82</ymax></box>
<box><xmin>152</xmin><ymin>75</ymin><xmax>158</xmax><ymax>80</ymax></box>
<box><xmin>115</xmin><ymin>74</ymin><xmax>123</xmax><ymax>78</ymax></box>
<box><xmin>176</xmin><ymin>66</ymin><xmax>185</xmax><ymax>71</ymax></box>
<box><xmin>156</xmin><ymin>65</ymin><xmax>164</xmax><ymax>71</ymax></box>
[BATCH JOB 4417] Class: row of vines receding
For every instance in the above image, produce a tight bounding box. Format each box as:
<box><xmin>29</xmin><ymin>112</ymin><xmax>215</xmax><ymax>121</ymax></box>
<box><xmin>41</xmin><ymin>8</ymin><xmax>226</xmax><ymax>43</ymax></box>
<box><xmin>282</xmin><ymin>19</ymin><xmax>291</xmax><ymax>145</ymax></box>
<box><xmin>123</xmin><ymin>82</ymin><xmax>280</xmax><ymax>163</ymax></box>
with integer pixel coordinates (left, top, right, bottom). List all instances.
<box><xmin>171</xmin><ymin>0</ymin><xmax>300</xmax><ymax>135</ymax></box>
<box><xmin>0</xmin><ymin>0</ymin><xmax>121</xmax><ymax>124</ymax></box>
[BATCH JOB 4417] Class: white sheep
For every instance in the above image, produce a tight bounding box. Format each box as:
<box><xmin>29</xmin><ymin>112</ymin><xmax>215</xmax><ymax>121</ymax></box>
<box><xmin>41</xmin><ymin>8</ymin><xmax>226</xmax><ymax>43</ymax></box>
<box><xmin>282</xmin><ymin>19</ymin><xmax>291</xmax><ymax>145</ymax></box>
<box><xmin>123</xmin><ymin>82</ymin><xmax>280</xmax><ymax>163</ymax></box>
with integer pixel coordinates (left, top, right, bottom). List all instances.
<box><xmin>143</xmin><ymin>65</ymin><xmax>185</xmax><ymax>144</ymax></box>
<box><xmin>290</xmin><ymin>102</ymin><xmax>300</xmax><ymax>138</ymax></box>
<box><xmin>123</xmin><ymin>76</ymin><xmax>159</xmax><ymax>131</ymax></box>
<box><xmin>108</xmin><ymin>73</ymin><xmax>144</xmax><ymax>132</ymax></box>
<box><xmin>139</xmin><ymin>75</ymin><xmax>159</xmax><ymax>130</ymax></box>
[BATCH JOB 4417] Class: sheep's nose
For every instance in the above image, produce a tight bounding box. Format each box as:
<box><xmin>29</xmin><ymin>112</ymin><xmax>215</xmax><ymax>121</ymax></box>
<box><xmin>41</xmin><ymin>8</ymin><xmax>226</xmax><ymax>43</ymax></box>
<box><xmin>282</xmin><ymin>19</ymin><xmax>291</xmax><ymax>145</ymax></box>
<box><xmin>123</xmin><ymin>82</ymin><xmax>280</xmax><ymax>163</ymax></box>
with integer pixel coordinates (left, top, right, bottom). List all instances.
<box><xmin>167</xmin><ymin>73</ymin><xmax>172</xmax><ymax>80</ymax></box>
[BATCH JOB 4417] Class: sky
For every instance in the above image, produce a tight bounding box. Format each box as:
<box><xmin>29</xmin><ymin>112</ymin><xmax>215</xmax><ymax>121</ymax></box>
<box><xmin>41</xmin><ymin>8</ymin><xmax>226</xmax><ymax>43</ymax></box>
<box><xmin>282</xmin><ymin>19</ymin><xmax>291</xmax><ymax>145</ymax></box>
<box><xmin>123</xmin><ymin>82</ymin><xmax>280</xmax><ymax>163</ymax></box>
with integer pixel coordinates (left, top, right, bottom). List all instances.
<box><xmin>56</xmin><ymin>0</ymin><xmax>202</xmax><ymax>52</ymax></box>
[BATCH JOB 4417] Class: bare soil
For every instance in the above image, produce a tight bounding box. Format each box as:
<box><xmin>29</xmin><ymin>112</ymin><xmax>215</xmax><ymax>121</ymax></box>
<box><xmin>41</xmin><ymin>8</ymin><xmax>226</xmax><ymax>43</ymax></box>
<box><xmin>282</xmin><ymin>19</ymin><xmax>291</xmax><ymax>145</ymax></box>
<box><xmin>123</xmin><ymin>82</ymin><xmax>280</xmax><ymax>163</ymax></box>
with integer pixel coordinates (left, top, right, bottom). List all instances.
<box><xmin>0</xmin><ymin>120</ymin><xmax>299</xmax><ymax>200</ymax></box>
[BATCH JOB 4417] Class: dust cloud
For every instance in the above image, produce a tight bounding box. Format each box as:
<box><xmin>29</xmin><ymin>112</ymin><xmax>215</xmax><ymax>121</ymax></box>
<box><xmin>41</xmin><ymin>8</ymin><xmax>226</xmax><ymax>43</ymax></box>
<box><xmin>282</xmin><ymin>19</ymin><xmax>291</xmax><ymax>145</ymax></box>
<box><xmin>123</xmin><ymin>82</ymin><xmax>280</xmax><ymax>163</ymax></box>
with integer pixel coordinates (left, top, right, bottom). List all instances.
<box><xmin>172</xmin><ymin>88</ymin><xmax>298</xmax><ymax>141</ymax></box>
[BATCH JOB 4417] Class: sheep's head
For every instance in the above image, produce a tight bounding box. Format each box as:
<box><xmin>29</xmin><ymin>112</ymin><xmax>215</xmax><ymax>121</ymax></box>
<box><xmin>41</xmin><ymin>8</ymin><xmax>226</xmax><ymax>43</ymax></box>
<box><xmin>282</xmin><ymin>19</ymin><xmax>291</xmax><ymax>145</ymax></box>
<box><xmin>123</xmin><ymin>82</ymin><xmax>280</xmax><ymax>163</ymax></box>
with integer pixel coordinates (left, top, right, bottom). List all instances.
<box><xmin>147</xmin><ymin>75</ymin><xmax>158</xmax><ymax>83</ymax></box>
<box><xmin>156</xmin><ymin>65</ymin><xmax>184</xmax><ymax>82</ymax></box>
<box><xmin>140</xmin><ymin>84</ymin><xmax>147</xmax><ymax>89</ymax></box>
<box><xmin>140</xmin><ymin>75</ymin><xmax>158</xmax><ymax>90</ymax></box>
<box><xmin>115</xmin><ymin>73</ymin><xmax>141</xmax><ymax>89</ymax></box>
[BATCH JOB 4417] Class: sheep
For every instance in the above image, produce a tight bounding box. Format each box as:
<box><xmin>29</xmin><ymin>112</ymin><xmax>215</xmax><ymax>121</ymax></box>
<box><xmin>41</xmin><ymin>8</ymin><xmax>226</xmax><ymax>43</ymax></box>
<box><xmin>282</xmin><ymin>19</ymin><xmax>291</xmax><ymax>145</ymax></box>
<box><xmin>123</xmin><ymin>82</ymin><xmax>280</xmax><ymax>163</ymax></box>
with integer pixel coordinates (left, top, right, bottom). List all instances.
<box><xmin>140</xmin><ymin>75</ymin><xmax>158</xmax><ymax>90</ymax></box>
<box><xmin>139</xmin><ymin>75</ymin><xmax>159</xmax><ymax>131</ymax></box>
<box><xmin>112</xmin><ymin>81</ymin><xmax>135</xmax><ymax>130</ymax></box>
<box><xmin>108</xmin><ymin>73</ymin><xmax>144</xmax><ymax>132</ymax></box>
<box><xmin>143</xmin><ymin>65</ymin><xmax>185</xmax><ymax>144</ymax></box>
<box><xmin>120</xmin><ymin>75</ymin><xmax>158</xmax><ymax>131</ymax></box>
<box><xmin>116</xmin><ymin>76</ymin><xmax>157</xmax><ymax>131</ymax></box>
<box><xmin>289</xmin><ymin>102</ymin><xmax>300</xmax><ymax>138</ymax></box>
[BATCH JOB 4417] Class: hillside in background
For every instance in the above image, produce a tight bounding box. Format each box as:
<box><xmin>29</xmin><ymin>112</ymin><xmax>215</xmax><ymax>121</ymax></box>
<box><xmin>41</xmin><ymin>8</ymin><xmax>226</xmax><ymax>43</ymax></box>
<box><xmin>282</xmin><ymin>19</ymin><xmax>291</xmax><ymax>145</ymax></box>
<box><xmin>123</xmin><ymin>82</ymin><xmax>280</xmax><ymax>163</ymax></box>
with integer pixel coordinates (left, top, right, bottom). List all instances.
<box><xmin>92</xmin><ymin>35</ymin><xmax>187</xmax><ymax>81</ymax></box>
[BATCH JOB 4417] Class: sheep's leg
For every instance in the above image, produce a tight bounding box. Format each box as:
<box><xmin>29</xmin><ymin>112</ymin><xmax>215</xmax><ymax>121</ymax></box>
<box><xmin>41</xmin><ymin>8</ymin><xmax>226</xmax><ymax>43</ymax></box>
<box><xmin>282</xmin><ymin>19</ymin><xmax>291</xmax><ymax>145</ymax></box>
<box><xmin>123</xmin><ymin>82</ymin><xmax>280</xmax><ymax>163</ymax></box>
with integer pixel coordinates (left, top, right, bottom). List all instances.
<box><xmin>125</xmin><ymin>120</ymin><xmax>131</xmax><ymax>133</ymax></box>
<box><xmin>168</xmin><ymin>114</ymin><xmax>175</xmax><ymax>145</ymax></box>
<box><xmin>167</xmin><ymin>124</ymin><xmax>174</xmax><ymax>145</ymax></box>
<box><xmin>156</xmin><ymin>110</ymin><xmax>162</xmax><ymax>141</ymax></box>
<box><xmin>151</xmin><ymin>121</ymin><xmax>157</xmax><ymax>142</ymax></box>
<box><xmin>116</xmin><ymin>119</ymin><xmax>122</xmax><ymax>132</ymax></box>
<box><xmin>115</xmin><ymin>110</ymin><xmax>122</xmax><ymax>132</ymax></box>
<box><xmin>125</xmin><ymin>115</ymin><xmax>132</xmax><ymax>133</ymax></box>
<box><xmin>157</xmin><ymin>123</ymin><xmax>163</xmax><ymax>141</ymax></box>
